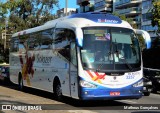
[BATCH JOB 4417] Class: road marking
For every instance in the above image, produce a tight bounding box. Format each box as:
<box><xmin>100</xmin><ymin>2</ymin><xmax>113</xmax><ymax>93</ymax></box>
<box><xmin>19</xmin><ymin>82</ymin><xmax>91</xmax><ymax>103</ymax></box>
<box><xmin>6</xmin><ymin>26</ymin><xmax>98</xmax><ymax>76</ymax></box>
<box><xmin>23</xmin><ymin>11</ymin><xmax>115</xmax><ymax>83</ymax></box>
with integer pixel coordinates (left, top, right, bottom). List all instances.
<box><xmin>119</xmin><ymin>100</ymin><xmax>137</xmax><ymax>104</ymax></box>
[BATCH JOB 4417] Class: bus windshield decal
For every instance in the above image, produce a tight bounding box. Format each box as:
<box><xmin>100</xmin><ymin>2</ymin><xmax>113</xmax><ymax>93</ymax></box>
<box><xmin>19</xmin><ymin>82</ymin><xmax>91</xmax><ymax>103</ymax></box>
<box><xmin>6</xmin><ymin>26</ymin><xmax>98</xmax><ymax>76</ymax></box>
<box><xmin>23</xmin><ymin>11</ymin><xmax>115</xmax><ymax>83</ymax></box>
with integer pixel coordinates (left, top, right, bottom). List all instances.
<box><xmin>95</xmin><ymin>37</ymin><xmax>107</xmax><ymax>41</ymax></box>
<box><xmin>105</xmin><ymin>33</ymin><xmax>110</xmax><ymax>40</ymax></box>
<box><xmin>84</xmin><ymin>30</ymin><xmax>105</xmax><ymax>34</ymax></box>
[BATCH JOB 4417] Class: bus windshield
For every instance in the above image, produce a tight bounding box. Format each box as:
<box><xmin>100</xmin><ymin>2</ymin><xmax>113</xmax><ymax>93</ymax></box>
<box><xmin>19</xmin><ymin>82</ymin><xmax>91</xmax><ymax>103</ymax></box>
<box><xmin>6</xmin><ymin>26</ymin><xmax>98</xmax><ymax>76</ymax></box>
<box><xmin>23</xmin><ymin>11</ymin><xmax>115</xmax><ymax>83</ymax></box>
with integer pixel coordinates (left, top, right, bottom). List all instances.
<box><xmin>81</xmin><ymin>27</ymin><xmax>141</xmax><ymax>72</ymax></box>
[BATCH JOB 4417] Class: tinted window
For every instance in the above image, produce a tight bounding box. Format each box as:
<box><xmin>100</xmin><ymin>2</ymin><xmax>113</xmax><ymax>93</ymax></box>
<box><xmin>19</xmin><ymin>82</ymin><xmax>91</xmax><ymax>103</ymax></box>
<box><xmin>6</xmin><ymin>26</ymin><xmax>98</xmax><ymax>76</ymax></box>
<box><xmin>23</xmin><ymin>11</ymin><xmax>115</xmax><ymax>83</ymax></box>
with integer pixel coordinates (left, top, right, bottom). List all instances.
<box><xmin>10</xmin><ymin>37</ymin><xmax>19</xmax><ymax>52</ymax></box>
<box><xmin>55</xmin><ymin>29</ymin><xmax>75</xmax><ymax>61</ymax></box>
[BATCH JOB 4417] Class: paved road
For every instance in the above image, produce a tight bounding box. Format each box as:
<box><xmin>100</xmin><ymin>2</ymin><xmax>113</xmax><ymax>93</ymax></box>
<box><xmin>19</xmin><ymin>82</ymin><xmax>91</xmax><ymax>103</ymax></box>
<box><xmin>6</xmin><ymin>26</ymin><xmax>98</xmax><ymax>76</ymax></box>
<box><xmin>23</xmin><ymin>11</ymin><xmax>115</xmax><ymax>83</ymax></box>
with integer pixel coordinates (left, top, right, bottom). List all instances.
<box><xmin>0</xmin><ymin>82</ymin><xmax>160</xmax><ymax>113</ymax></box>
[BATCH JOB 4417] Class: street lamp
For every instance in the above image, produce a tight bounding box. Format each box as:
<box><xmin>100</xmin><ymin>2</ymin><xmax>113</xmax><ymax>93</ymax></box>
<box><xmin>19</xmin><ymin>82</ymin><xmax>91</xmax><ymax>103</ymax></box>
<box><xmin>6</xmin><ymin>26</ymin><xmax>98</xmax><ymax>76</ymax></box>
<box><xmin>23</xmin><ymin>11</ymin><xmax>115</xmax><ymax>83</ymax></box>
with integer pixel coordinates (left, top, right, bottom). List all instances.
<box><xmin>65</xmin><ymin>0</ymin><xmax>68</xmax><ymax>16</ymax></box>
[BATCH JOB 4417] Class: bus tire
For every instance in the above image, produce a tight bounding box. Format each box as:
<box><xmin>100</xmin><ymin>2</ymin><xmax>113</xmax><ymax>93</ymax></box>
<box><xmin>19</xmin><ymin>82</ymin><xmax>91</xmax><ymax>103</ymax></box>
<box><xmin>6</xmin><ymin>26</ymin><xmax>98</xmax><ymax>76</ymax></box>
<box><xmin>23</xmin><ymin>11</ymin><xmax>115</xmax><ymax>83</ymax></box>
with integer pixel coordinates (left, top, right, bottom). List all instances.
<box><xmin>18</xmin><ymin>74</ymin><xmax>24</xmax><ymax>91</ymax></box>
<box><xmin>143</xmin><ymin>92</ymin><xmax>150</xmax><ymax>96</ymax></box>
<box><xmin>53</xmin><ymin>79</ymin><xmax>63</xmax><ymax>100</ymax></box>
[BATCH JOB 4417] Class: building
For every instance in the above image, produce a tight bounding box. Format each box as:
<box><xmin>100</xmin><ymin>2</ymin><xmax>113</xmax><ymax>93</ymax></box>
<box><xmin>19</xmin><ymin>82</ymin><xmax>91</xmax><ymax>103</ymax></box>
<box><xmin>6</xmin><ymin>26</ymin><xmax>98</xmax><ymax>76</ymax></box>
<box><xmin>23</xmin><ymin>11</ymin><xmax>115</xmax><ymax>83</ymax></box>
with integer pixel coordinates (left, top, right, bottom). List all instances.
<box><xmin>76</xmin><ymin>0</ymin><xmax>112</xmax><ymax>12</ymax></box>
<box><xmin>115</xmin><ymin>0</ymin><xmax>159</xmax><ymax>40</ymax></box>
<box><xmin>115</xmin><ymin>0</ymin><xmax>142</xmax><ymax>29</ymax></box>
<box><xmin>76</xmin><ymin>0</ymin><xmax>94</xmax><ymax>13</ymax></box>
<box><xmin>76</xmin><ymin>0</ymin><xmax>141</xmax><ymax>28</ymax></box>
<box><xmin>141</xmin><ymin>0</ymin><xmax>158</xmax><ymax>41</ymax></box>
<box><xmin>75</xmin><ymin>0</ymin><xmax>159</xmax><ymax>41</ymax></box>
<box><xmin>94</xmin><ymin>0</ymin><xmax>113</xmax><ymax>12</ymax></box>
<box><xmin>56</xmin><ymin>8</ymin><xmax>76</xmax><ymax>18</ymax></box>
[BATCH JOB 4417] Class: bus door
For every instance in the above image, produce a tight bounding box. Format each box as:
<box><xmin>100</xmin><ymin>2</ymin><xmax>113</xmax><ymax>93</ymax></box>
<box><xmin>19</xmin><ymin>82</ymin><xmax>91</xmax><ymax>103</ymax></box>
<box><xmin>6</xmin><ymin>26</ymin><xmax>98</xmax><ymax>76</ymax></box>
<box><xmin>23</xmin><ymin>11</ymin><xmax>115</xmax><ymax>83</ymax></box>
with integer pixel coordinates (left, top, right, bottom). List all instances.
<box><xmin>70</xmin><ymin>42</ymin><xmax>78</xmax><ymax>99</ymax></box>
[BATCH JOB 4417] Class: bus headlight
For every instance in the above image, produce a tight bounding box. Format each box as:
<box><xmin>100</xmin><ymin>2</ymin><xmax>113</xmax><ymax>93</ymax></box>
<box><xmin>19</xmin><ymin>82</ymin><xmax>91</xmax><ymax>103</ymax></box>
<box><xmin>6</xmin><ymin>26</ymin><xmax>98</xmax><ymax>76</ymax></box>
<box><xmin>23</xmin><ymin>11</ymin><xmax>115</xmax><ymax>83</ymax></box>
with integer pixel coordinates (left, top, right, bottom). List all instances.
<box><xmin>80</xmin><ymin>80</ymin><xmax>97</xmax><ymax>88</ymax></box>
<box><xmin>133</xmin><ymin>80</ymin><xmax>143</xmax><ymax>87</ymax></box>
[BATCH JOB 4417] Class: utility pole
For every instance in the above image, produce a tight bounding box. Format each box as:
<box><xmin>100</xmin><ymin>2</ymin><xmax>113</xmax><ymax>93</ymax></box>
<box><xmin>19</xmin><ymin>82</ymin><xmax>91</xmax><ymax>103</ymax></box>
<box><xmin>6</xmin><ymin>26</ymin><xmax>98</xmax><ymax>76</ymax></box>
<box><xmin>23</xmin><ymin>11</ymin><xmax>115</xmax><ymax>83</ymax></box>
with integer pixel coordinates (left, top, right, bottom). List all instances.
<box><xmin>2</xmin><ymin>18</ymin><xmax>7</xmax><ymax>49</ymax></box>
<box><xmin>2</xmin><ymin>18</ymin><xmax>12</xmax><ymax>50</ymax></box>
<box><xmin>65</xmin><ymin>0</ymin><xmax>68</xmax><ymax>16</ymax></box>
<box><xmin>2</xmin><ymin>33</ymin><xmax>6</xmax><ymax>49</ymax></box>
<box><xmin>4</xmin><ymin>18</ymin><xmax>7</xmax><ymax>49</ymax></box>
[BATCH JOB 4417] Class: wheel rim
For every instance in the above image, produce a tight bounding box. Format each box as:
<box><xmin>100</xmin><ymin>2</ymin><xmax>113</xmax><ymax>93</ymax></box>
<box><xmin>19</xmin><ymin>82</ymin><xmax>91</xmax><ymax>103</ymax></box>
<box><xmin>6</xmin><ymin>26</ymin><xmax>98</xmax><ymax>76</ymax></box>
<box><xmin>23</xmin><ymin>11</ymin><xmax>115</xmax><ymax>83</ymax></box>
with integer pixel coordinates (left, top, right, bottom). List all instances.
<box><xmin>56</xmin><ymin>84</ymin><xmax>62</xmax><ymax>97</ymax></box>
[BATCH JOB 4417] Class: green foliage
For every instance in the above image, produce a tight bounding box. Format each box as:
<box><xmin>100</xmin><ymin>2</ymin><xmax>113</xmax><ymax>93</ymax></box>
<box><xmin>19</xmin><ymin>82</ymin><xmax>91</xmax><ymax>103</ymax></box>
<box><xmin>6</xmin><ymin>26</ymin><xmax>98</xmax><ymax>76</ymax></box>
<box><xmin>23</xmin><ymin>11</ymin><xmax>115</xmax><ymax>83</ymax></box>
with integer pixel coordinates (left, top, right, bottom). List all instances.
<box><xmin>113</xmin><ymin>13</ymin><xmax>128</xmax><ymax>22</ymax></box>
<box><xmin>0</xmin><ymin>2</ymin><xmax>8</xmax><ymax>16</ymax></box>
<box><xmin>0</xmin><ymin>0</ymin><xmax>59</xmax><ymax>63</ymax></box>
<box><xmin>1</xmin><ymin>0</ymin><xmax>59</xmax><ymax>33</ymax></box>
<box><xmin>112</xmin><ymin>12</ymin><xmax>137</xmax><ymax>29</ymax></box>
<box><xmin>151</xmin><ymin>0</ymin><xmax>160</xmax><ymax>34</ymax></box>
<box><xmin>0</xmin><ymin>2</ymin><xmax>8</xmax><ymax>38</ymax></box>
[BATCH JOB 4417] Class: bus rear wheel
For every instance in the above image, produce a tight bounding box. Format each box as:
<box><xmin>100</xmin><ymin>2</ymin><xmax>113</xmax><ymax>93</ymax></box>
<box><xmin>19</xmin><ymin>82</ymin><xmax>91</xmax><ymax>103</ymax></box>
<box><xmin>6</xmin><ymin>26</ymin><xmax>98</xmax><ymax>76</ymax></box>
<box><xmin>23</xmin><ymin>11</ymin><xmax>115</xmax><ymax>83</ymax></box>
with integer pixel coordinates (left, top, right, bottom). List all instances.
<box><xmin>54</xmin><ymin>81</ymin><xmax>62</xmax><ymax>100</ymax></box>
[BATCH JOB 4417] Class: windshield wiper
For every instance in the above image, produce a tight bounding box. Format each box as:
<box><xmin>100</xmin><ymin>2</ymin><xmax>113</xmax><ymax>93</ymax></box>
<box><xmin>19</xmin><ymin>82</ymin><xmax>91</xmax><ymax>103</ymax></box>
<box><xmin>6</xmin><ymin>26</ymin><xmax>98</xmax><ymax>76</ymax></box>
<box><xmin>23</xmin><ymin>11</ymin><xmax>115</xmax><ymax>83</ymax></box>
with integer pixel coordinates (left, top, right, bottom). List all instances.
<box><xmin>114</xmin><ymin>40</ymin><xmax>133</xmax><ymax>71</ymax></box>
<box><xmin>96</xmin><ymin>40</ymin><xmax>113</xmax><ymax>72</ymax></box>
<box><xmin>120</xmin><ymin>56</ymin><xmax>133</xmax><ymax>71</ymax></box>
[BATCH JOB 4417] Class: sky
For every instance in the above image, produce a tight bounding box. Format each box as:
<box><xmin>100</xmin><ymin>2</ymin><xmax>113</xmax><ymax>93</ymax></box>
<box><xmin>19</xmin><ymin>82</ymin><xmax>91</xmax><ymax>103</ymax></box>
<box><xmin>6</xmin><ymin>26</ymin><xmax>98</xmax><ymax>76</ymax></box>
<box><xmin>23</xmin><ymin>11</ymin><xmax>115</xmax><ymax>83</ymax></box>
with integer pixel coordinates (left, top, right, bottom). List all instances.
<box><xmin>54</xmin><ymin>0</ymin><xmax>79</xmax><ymax>14</ymax></box>
<box><xmin>58</xmin><ymin>0</ymin><xmax>79</xmax><ymax>9</ymax></box>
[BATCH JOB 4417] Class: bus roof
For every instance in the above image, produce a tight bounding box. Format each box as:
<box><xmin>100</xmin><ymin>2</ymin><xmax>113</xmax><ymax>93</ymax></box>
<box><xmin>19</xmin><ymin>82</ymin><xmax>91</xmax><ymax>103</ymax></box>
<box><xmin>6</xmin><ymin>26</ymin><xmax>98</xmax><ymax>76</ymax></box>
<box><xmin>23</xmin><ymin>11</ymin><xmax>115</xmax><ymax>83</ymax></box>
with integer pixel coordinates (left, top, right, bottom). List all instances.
<box><xmin>12</xmin><ymin>12</ymin><xmax>132</xmax><ymax>38</ymax></box>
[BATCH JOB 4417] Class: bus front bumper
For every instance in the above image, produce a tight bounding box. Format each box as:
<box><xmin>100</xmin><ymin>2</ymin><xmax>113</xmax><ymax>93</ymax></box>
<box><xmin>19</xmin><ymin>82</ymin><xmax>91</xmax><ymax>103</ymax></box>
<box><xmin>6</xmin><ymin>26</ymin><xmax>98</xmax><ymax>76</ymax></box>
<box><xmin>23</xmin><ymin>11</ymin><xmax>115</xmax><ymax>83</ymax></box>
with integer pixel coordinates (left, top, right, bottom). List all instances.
<box><xmin>79</xmin><ymin>87</ymin><xmax>143</xmax><ymax>100</ymax></box>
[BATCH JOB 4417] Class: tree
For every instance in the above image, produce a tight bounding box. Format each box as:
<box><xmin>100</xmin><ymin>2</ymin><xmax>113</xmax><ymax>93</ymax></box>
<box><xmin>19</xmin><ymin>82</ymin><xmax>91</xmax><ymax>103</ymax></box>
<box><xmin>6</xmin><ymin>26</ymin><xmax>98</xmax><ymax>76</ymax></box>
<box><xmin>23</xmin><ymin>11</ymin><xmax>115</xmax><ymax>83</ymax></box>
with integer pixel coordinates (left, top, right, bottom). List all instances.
<box><xmin>150</xmin><ymin>0</ymin><xmax>160</xmax><ymax>47</ymax></box>
<box><xmin>0</xmin><ymin>2</ymin><xmax>8</xmax><ymax>40</ymax></box>
<box><xmin>4</xmin><ymin>0</ymin><xmax>59</xmax><ymax>33</ymax></box>
<box><xmin>151</xmin><ymin>0</ymin><xmax>160</xmax><ymax>36</ymax></box>
<box><xmin>0</xmin><ymin>0</ymin><xmax>59</xmax><ymax>63</ymax></box>
<box><xmin>0</xmin><ymin>2</ymin><xmax>8</xmax><ymax>62</ymax></box>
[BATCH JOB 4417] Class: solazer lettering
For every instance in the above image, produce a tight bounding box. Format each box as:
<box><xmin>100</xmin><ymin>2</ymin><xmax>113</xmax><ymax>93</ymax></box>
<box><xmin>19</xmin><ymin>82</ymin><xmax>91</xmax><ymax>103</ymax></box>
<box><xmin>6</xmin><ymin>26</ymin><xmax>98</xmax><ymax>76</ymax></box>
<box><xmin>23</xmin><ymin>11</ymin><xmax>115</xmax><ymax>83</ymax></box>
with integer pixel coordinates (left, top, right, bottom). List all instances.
<box><xmin>37</xmin><ymin>55</ymin><xmax>52</xmax><ymax>63</ymax></box>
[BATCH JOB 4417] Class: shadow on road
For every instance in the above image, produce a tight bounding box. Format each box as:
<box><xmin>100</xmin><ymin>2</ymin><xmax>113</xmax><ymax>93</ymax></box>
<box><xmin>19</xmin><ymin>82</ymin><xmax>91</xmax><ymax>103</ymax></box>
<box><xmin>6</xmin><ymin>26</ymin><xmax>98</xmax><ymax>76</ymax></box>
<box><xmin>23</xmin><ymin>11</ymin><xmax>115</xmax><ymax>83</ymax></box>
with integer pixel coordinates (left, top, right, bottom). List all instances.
<box><xmin>1</xmin><ymin>81</ymin><xmax>160</xmax><ymax>112</ymax></box>
<box><xmin>0</xmin><ymin>81</ymin><xmax>135</xmax><ymax>110</ymax></box>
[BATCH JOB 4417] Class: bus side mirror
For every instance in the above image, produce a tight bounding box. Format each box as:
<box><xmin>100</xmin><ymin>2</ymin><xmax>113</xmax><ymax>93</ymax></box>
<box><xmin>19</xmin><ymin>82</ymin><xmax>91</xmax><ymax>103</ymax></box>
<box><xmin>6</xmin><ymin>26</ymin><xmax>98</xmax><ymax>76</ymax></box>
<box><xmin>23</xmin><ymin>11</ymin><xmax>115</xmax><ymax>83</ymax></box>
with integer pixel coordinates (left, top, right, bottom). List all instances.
<box><xmin>134</xmin><ymin>29</ymin><xmax>151</xmax><ymax>51</ymax></box>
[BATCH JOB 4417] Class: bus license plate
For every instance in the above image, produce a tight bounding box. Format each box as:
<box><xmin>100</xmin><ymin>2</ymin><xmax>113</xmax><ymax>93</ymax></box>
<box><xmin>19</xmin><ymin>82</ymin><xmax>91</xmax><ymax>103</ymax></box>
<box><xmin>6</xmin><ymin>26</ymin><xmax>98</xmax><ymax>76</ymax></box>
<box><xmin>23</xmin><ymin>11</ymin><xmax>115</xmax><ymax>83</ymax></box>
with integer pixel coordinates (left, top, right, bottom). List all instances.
<box><xmin>110</xmin><ymin>92</ymin><xmax>120</xmax><ymax>96</ymax></box>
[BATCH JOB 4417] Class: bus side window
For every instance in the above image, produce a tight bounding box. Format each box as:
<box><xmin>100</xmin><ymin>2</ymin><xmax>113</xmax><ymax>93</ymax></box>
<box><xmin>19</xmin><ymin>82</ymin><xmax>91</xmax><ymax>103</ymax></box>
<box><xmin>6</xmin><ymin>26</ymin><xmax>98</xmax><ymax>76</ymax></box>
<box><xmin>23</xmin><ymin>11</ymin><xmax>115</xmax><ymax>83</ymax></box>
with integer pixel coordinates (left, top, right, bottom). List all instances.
<box><xmin>29</xmin><ymin>33</ymin><xmax>41</xmax><ymax>50</ymax></box>
<box><xmin>71</xmin><ymin>42</ymin><xmax>77</xmax><ymax>66</ymax></box>
<box><xmin>54</xmin><ymin>29</ymin><xmax>70</xmax><ymax>61</ymax></box>
<box><xmin>18</xmin><ymin>43</ymin><xmax>26</xmax><ymax>53</ymax></box>
<box><xmin>28</xmin><ymin>38</ymin><xmax>37</xmax><ymax>50</ymax></box>
<box><xmin>40</xmin><ymin>29</ymin><xmax>53</xmax><ymax>49</ymax></box>
<box><xmin>10</xmin><ymin>37</ymin><xmax>19</xmax><ymax>52</ymax></box>
<box><xmin>54</xmin><ymin>29</ymin><xmax>66</xmax><ymax>44</ymax></box>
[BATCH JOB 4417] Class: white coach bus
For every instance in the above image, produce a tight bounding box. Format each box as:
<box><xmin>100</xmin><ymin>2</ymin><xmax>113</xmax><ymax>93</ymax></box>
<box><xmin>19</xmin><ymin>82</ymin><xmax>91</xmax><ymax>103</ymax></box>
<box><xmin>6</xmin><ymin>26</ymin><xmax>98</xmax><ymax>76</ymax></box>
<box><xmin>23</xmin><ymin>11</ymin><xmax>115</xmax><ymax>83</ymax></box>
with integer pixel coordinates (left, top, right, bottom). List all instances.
<box><xmin>10</xmin><ymin>12</ymin><xmax>151</xmax><ymax>100</ymax></box>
